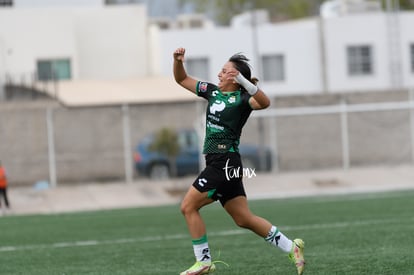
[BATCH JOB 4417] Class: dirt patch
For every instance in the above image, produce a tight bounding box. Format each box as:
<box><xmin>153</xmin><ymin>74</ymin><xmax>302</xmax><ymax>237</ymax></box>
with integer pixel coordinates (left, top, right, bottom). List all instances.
<box><xmin>312</xmin><ymin>178</ymin><xmax>345</xmax><ymax>187</ymax></box>
<box><xmin>165</xmin><ymin>187</ymin><xmax>187</xmax><ymax>197</ymax></box>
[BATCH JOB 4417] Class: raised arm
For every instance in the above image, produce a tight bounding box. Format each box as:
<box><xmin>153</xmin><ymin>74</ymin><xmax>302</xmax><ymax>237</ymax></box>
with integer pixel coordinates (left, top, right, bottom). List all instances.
<box><xmin>173</xmin><ymin>48</ymin><xmax>198</xmax><ymax>94</ymax></box>
<box><xmin>232</xmin><ymin>72</ymin><xmax>270</xmax><ymax>110</ymax></box>
<box><xmin>249</xmin><ymin>89</ymin><xmax>270</xmax><ymax>110</ymax></box>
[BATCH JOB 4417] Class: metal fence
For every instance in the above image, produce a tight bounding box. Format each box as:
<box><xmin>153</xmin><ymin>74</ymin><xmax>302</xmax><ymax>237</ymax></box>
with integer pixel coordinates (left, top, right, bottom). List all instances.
<box><xmin>0</xmin><ymin>101</ymin><xmax>201</xmax><ymax>185</ymax></box>
<box><xmin>253</xmin><ymin>92</ymin><xmax>414</xmax><ymax>172</ymax></box>
<box><xmin>1</xmin><ymin>91</ymin><xmax>414</xmax><ymax>186</ymax></box>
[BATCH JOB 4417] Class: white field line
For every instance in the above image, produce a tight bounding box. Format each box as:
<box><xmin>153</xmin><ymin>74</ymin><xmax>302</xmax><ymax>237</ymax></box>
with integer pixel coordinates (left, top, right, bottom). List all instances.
<box><xmin>1</xmin><ymin>216</ymin><xmax>412</xmax><ymax>253</ymax></box>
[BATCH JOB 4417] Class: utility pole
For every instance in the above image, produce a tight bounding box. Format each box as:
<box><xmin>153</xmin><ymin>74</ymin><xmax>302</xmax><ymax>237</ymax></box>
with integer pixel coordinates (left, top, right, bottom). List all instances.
<box><xmin>250</xmin><ymin>1</ymin><xmax>267</xmax><ymax>172</ymax></box>
<box><xmin>386</xmin><ymin>0</ymin><xmax>403</xmax><ymax>90</ymax></box>
<box><xmin>0</xmin><ymin>37</ymin><xmax>7</xmax><ymax>101</ymax></box>
<box><xmin>318</xmin><ymin>14</ymin><xmax>328</xmax><ymax>94</ymax></box>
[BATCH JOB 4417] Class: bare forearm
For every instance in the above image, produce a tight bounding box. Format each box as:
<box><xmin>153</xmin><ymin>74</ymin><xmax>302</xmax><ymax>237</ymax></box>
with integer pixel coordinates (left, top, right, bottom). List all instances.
<box><xmin>173</xmin><ymin>60</ymin><xmax>187</xmax><ymax>84</ymax></box>
<box><xmin>173</xmin><ymin>47</ymin><xmax>198</xmax><ymax>93</ymax></box>
<box><xmin>250</xmin><ymin>89</ymin><xmax>270</xmax><ymax>110</ymax></box>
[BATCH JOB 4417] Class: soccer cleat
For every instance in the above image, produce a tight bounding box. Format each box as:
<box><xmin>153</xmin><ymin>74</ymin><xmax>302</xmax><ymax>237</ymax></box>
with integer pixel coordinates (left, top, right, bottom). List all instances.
<box><xmin>179</xmin><ymin>261</ymin><xmax>216</xmax><ymax>275</ymax></box>
<box><xmin>288</xmin><ymin>238</ymin><xmax>305</xmax><ymax>275</ymax></box>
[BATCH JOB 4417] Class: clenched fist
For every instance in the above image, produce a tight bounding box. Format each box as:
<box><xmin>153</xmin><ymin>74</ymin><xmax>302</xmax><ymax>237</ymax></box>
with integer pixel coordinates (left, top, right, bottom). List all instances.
<box><xmin>173</xmin><ymin>47</ymin><xmax>185</xmax><ymax>62</ymax></box>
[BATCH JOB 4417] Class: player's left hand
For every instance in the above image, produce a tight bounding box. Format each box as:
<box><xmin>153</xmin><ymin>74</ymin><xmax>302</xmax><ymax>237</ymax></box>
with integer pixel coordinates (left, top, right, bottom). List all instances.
<box><xmin>227</xmin><ymin>70</ymin><xmax>240</xmax><ymax>84</ymax></box>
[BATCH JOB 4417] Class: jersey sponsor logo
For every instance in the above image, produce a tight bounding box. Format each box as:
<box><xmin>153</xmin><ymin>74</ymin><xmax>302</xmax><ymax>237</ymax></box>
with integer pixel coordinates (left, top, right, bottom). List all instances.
<box><xmin>199</xmin><ymin>82</ymin><xmax>208</xmax><ymax>93</ymax></box>
<box><xmin>207</xmin><ymin>114</ymin><xmax>219</xmax><ymax>122</ymax></box>
<box><xmin>207</xmin><ymin>121</ymin><xmax>224</xmax><ymax>131</ymax></box>
<box><xmin>198</xmin><ymin>178</ymin><xmax>207</xmax><ymax>187</ymax></box>
<box><xmin>228</xmin><ymin>96</ymin><xmax>236</xmax><ymax>104</ymax></box>
<box><xmin>209</xmin><ymin>100</ymin><xmax>225</xmax><ymax>114</ymax></box>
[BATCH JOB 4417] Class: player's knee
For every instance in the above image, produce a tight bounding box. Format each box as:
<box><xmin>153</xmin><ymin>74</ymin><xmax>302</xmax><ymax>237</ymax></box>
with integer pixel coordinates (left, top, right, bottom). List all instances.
<box><xmin>180</xmin><ymin>201</ymin><xmax>188</xmax><ymax>216</ymax></box>
<box><xmin>233</xmin><ymin>216</ymin><xmax>250</xmax><ymax>229</ymax></box>
<box><xmin>180</xmin><ymin>200</ymin><xmax>195</xmax><ymax>216</ymax></box>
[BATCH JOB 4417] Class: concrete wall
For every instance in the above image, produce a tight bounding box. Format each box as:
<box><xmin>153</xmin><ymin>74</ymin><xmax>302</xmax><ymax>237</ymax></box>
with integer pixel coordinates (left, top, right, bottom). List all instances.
<box><xmin>1</xmin><ymin>90</ymin><xmax>413</xmax><ymax>185</ymax></box>
<box><xmin>0</xmin><ymin>100</ymin><xmax>201</xmax><ymax>185</ymax></box>
<box><xmin>269</xmin><ymin>93</ymin><xmax>412</xmax><ymax>170</ymax></box>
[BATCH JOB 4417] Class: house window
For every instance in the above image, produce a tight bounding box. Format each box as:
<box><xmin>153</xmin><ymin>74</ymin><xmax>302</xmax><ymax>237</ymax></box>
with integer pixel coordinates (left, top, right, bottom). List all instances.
<box><xmin>186</xmin><ymin>58</ymin><xmax>209</xmax><ymax>81</ymax></box>
<box><xmin>347</xmin><ymin>45</ymin><xmax>373</xmax><ymax>76</ymax></box>
<box><xmin>262</xmin><ymin>54</ymin><xmax>285</xmax><ymax>81</ymax></box>
<box><xmin>0</xmin><ymin>0</ymin><xmax>12</xmax><ymax>7</ymax></box>
<box><xmin>37</xmin><ymin>59</ymin><xmax>71</xmax><ymax>81</ymax></box>
<box><xmin>411</xmin><ymin>44</ymin><xmax>414</xmax><ymax>73</ymax></box>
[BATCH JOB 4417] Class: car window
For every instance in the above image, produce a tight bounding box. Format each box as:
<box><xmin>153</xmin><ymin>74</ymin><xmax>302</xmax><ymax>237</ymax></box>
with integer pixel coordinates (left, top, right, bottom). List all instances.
<box><xmin>188</xmin><ymin>131</ymin><xmax>199</xmax><ymax>149</ymax></box>
<box><xmin>178</xmin><ymin>131</ymin><xmax>198</xmax><ymax>150</ymax></box>
<box><xmin>142</xmin><ymin>135</ymin><xmax>153</xmax><ymax>148</ymax></box>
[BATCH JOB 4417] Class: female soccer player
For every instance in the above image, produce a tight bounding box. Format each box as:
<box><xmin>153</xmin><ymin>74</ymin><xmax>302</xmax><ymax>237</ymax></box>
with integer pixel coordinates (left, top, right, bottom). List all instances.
<box><xmin>173</xmin><ymin>47</ymin><xmax>305</xmax><ymax>275</ymax></box>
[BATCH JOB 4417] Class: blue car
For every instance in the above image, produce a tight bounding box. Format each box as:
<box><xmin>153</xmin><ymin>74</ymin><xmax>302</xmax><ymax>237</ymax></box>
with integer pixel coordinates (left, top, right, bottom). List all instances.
<box><xmin>133</xmin><ymin>129</ymin><xmax>272</xmax><ymax>179</ymax></box>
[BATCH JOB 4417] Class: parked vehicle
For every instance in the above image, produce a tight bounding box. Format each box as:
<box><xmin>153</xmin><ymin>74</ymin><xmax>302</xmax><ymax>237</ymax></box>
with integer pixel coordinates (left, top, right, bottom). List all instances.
<box><xmin>133</xmin><ymin>129</ymin><xmax>272</xmax><ymax>179</ymax></box>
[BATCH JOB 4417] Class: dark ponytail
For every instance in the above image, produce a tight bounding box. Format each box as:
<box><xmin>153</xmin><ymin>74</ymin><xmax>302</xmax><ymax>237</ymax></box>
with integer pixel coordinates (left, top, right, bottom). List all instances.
<box><xmin>229</xmin><ymin>53</ymin><xmax>259</xmax><ymax>91</ymax></box>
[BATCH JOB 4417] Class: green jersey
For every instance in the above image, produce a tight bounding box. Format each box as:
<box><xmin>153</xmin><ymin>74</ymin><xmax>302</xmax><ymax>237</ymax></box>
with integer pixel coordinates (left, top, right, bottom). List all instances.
<box><xmin>196</xmin><ymin>81</ymin><xmax>253</xmax><ymax>154</ymax></box>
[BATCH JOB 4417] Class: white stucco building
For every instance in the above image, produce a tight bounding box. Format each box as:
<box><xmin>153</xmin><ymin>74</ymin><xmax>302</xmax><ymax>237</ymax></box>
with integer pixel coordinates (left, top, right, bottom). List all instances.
<box><xmin>155</xmin><ymin>10</ymin><xmax>414</xmax><ymax>96</ymax></box>
<box><xmin>1</xmin><ymin>0</ymin><xmax>414</xmax><ymax>104</ymax></box>
<box><xmin>0</xmin><ymin>0</ymin><xmax>147</xmax><ymax>82</ymax></box>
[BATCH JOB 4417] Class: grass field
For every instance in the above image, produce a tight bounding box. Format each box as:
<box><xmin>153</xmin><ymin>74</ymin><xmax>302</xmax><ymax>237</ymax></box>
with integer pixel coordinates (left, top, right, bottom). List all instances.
<box><xmin>1</xmin><ymin>190</ymin><xmax>414</xmax><ymax>274</ymax></box>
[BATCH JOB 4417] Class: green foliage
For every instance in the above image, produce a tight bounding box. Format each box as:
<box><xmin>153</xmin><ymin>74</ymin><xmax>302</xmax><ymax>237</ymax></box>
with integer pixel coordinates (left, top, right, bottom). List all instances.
<box><xmin>383</xmin><ymin>0</ymin><xmax>414</xmax><ymax>10</ymax></box>
<box><xmin>1</xmin><ymin>190</ymin><xmax>414</xmax><ymax>274</ymax></box>
<box><xmin>148</xmin><ymin>127</ymin><xmax>180</xmax><ymax>158</ymax></box>
<box><xmin>181</xmin><ymin>0</ymin><xmax>414</xmax><ymax>25</ymax></box>
<box><xmin>179</xmin><ymin>0</ymin><xmax>325</xmax><ymax>25</ymax></box>
<box><xmin>148</xmin><ymin>127</ymin><xmax>180</xmax><ymax>177</ymax></box>
<box><xmin>285</xmin><ymin>0</ymin><xmax>312</xmax><ymax>19</ymax></box>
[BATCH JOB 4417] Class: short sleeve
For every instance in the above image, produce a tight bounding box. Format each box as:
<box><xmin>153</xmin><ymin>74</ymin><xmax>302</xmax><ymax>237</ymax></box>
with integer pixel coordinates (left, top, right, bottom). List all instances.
<box><xmin>196</xmin><ymin>81</ymin><xmax>218</xmax><ymax>100</ymax></box>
